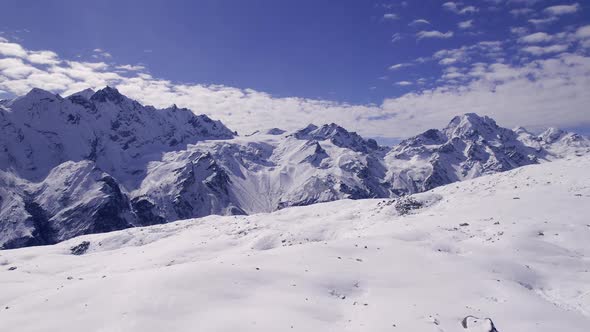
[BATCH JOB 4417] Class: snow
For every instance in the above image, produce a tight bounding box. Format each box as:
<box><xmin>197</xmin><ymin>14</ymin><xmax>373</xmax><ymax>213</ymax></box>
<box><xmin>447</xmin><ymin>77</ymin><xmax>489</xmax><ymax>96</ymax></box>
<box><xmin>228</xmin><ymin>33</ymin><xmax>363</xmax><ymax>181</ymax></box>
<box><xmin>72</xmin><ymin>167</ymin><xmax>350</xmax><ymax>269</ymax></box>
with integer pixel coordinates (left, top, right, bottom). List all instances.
<box><xmin>1</xmin><ymin>155</ymin><xmax>589</xmax><ymax>331</ymax></box>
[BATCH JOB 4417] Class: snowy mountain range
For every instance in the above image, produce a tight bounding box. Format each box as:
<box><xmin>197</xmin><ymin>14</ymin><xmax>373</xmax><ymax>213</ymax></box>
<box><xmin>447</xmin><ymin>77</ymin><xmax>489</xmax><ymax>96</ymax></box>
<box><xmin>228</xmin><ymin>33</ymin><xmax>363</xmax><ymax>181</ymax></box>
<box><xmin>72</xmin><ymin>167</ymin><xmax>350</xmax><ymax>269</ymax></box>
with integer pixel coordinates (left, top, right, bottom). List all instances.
<box><xmin>1</xmin><ymin>87</ymin><xmax>588</xmax><ymax>249</ymax></box>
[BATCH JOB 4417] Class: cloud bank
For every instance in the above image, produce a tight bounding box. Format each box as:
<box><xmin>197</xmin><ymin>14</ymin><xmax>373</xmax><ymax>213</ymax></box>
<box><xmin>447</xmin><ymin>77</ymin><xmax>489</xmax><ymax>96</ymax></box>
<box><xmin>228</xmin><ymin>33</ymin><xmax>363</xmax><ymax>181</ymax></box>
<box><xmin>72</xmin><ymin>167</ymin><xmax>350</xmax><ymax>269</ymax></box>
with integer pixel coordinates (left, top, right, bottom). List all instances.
<box><xmin>1</xmin><ymin>26</ymin><xmax>590</xmax><ymax>140</ymax></box>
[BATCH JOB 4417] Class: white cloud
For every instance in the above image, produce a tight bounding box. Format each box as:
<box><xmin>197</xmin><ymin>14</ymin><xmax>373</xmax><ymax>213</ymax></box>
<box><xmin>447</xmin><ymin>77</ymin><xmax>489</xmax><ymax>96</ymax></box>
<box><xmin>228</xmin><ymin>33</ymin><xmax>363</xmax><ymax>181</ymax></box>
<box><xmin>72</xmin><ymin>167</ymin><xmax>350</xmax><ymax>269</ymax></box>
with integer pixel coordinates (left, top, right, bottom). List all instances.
<box><xmin>442</xmin><ymin>2</ymin><xmax>478</xmax><ymax>14</ymax></box>
<box><xmin>381</xmin><ymin>53</ymin><xmax>590</xmax><ymax>134</ymax></box>
<box><xmin>510</xmin><ymin>27</ymin><xmax>529</xmax><ymax>36</ymax></box>
<box><xmin>439</xmin><ymin>58</ymin><xmax>459</xmax><ymax>65</ymax></box>
<box><xmin>432</xmin><ymin>41</ymin><xmax>503</xmax><ymax>67</ymax></box>
<box><xmin>0</xmin><ymin>58</ymin><xmax>41</xmax><ymax>79</ymax></box>
<box><xmin>391</xmin><ymin>33</ymin><xmax>403</xmax><ymax>43</ymax></box>
<box><xmin>521</xmin><ymin>44</ymin><xmax>570</xmax><ymax>55</ymax></box>
<box><xmin>529</xmin><ymin>17</ymin><xmax>558</xmax><ymax>25</ymax></box>
<box><xmin>458</xmin><ymin>6</ymin><xmax>478</xmax><ymax>14</ymax></box>
<box><xmin>458</xmin><ymin>20</ymin><xmax>474</xmax><ymax>29</ymax></box>
<box><xmin>544</xmin><ymin>3</ymin><xmax>580</xmax><ymax>16</ymax></box>
<box><xmin>409</xmin><ymin>19</ymin><xmax>430</xmax><ymax>26</ymax></box>
<box><xmin>510</xmin><ymin>8</ymin><xmax>534</xmax><ymax>16</ymax></box>
<box><xmin>388</xmin><ymin>63</ymin><xmax>412</xmax><ymax>70</ymax></box>
<box><xmin>27</xmin><ymin>50</ymin><xmax>60</xmax><ymax>65</ymax></box>
<box><xmin>442</xmin><ymin>2</ymin><xmax>459</xmax><ymax>12</ymax></box>
<box><xmin>0</xmin><ymin>40</ymin><xmax>27</xmax><ymax>58</ymax></box>
<box><xmin>92</xmin><ymin>48</ymin><xmax>112</xmax><ymax>59</ymax></box>
<box><xmin>0</xmin><ymin>37</ymin><xmax>589</xmax><ymax>140</ymax></box>
<box><xmin>576</xmin><ymin>25</ymin><xmax>590</xmax><ymax>39</ymax></box>
<box><xmin>519</xmin><ymin>32</ymin><xmax>553</xmax><ymax>43</ymax></box>
<box><xmin>383</xmin><ymin>13</ymin><xmax>399</xmax><ymax>20</ymax></box>
<box><xmin>416</xmin><ymin>30</ymin><xmax>454</xmax><ymax>40</ymax></box>
<box><xmin>116</xmin><ymin>64</ymin><xmax>146</xmax><ymax>71</ymax></box>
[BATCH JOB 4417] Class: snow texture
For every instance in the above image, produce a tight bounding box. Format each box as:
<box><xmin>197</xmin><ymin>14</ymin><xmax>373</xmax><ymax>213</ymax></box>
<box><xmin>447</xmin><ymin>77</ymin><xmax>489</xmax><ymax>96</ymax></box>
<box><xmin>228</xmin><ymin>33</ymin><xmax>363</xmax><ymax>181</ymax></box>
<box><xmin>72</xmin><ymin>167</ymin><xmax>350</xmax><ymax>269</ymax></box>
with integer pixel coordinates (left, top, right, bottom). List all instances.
<box><xmin>1</xmin><ymin>156</ymin><xmax>589</xmax><ymax>331</ymax></box>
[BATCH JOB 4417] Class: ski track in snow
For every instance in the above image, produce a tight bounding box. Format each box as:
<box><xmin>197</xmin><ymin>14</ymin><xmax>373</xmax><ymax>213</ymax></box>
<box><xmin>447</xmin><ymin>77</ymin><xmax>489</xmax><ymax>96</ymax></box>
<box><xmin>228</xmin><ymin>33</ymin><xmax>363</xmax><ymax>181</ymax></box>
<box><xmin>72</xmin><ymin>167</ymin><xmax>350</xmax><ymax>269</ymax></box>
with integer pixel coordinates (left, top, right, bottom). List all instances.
<box><xmin>0</xmin><ymin>156</ymin><xmax>589</xmax><ymax>331</ymax></box>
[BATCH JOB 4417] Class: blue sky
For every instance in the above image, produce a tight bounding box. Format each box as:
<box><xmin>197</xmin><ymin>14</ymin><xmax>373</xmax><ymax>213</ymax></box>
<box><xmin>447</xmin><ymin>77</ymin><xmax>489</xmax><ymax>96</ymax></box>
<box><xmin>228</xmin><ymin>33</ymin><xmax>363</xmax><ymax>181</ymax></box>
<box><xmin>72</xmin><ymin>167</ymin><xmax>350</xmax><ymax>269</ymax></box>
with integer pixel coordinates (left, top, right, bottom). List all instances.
<box><xmin>0</xmin><ymin>0</ymin><xmax>589</xmax><ymax>140</ymax></box>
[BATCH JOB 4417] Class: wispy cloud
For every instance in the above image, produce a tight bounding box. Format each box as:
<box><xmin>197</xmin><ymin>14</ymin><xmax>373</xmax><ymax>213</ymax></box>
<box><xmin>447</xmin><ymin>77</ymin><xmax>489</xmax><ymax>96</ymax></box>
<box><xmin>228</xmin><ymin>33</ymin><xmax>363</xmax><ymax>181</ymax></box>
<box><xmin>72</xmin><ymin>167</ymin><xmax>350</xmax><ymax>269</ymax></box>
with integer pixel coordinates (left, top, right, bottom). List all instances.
<box><xmin>116</xmin><ymin>64</ymin><xmax>146</xmax><ymax>71</ymax></box>
<box><xmin>388</xmin><ymin>63</ymin><xmax>412</xmax><ymax>70</ymax></box>
<box><xmin>510</xmin><ymin>27</ymin><xmax>529</xmax><ymax>36</ymax></box>
<box><xmin>529</xmin><ymin>17</ymin><xmax>558</xmax><ymax>26</ymax></box>
<box><xmin>391</xmin><ymin>33</ymin><xmax>403</xmax><ymax>43</ymax></box>
<box><xmin>416</xmin><ymin>30</ymin><xmax>454</xmax><ymax>40</ymax></box>
<box><xmin>409</xmin><ymin>19</ymin><xmax>430</xmax><ymax>26</ymax></box>
<box><xmin>521</xmin><ymin>44</ymin><xmax>569</xmax><ymax>55</ymax></box>
<box><xmin>576</xmin><ymin>25</ymin><xmax>590</xmax><ymax>39</ymax></box>
<box><xmin>519</xmin><ymin>32</ymin><xmax>553</xmax><ymax>43</ymax></box>
<box><xmin>544</xmin><ymin>3</ymin><xmax>580</xmax><ymax>16</ymax></box>
<box><xmin>92</xmin><ymin>48</ymin><xmax>112</xmax><ymax>59</ymax></box>
<box><xmin>510</xmin><ymin>8</ymin><xmax>534</xmax><ymax>17</ymax></box>
<box><xmin>442</xmin><ymin>2</ymin><xmax>478</xmax><ymax>14</ymax></box>
<box><xmin>458</xmin><ymin>20</ymin><xmax>474</xmax><ymax>29</ymax></box>
<box><xmin>383</xmin><ymin>13</ymin><xmax>399</xmax><ymax>20</ymax></box>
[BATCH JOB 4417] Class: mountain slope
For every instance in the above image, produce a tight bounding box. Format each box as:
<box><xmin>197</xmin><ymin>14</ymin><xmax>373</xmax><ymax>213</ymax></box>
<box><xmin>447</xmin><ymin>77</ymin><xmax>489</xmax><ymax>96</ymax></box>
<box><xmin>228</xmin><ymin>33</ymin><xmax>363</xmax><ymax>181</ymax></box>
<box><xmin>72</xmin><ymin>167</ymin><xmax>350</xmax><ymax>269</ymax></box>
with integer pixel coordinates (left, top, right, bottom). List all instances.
<box><xmin>0</xmin><ymin>86</ymin><xmax>235</xmax><ymax>182</ymax></box>
<box><xmin>1</xmin><ymin>156</ymin><xmax>589</xmax><ymax>331</ymax></box>
<box><xmin>0</xmin><ymin>88</ymin><xmax>589</xmax><ymax>248</ymax></box>
<box><xmin>385</xmin><ymin>113</ymin><xmax>544</xmax><ymax>194</ymax></box>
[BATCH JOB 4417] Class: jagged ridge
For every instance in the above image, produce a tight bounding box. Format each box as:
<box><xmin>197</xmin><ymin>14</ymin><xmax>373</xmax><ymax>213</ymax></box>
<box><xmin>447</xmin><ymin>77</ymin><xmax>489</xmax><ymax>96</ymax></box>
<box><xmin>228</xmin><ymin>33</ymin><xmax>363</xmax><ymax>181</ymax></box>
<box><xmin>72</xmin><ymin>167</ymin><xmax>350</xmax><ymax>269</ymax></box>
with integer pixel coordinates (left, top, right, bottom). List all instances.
<box><xmin>0</xmin><ymin>88</ymin><xmax>588</xmax><ymax>249</ymax></box>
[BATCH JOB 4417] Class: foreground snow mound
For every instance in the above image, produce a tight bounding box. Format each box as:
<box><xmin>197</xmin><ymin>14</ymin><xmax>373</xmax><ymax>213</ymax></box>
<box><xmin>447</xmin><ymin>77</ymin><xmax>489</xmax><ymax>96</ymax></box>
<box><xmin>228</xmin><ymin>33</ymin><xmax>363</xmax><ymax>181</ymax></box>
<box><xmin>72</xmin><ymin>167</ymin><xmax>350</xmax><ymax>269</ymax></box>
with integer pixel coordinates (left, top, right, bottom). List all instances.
<box><xmin>1</xmin><ymin>155</ymin><xmax>589</xmax><ymax>331</ymax></box>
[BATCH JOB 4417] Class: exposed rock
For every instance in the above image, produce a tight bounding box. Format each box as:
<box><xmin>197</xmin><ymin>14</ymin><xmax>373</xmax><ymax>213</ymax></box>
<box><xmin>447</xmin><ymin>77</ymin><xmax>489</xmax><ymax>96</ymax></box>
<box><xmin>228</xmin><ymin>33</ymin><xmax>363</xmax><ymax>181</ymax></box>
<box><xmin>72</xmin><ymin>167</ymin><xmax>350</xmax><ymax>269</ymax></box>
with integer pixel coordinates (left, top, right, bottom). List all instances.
<box><xmin>70</xmin><ymin>241</ymin><xmax>90</xmax><ymax>255</ymax></box>
<box><xmin>395</xmin><ymin>196</ymin><xmax>423</xmax><ymax>215</ymax></box>
<box><xmin>461</xmin><ymin>316</ymin><xmax>499</xmax><ymax>331</ymax></box>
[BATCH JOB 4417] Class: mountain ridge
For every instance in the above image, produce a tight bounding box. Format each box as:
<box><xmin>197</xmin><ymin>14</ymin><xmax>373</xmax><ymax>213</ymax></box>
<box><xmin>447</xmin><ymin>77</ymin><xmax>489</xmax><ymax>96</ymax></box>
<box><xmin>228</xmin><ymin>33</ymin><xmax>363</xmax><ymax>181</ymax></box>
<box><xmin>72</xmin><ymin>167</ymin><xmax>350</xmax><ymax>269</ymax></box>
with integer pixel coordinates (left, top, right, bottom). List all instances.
<box><xmin>0</xmin><ymin>87</ymin><xmax>588</xmax><ymax>249</ymax></box>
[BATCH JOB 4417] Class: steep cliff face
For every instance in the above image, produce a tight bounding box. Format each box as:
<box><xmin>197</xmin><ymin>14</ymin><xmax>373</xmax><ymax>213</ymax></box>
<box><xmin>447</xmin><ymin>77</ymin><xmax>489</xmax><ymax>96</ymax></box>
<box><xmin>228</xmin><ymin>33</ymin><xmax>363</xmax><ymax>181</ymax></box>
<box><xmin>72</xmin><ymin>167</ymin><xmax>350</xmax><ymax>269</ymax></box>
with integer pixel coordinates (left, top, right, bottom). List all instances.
<box><xmin>0</xmin><ymin>161</ymin><xmax>135</xmax><ymax>249</ymax></box>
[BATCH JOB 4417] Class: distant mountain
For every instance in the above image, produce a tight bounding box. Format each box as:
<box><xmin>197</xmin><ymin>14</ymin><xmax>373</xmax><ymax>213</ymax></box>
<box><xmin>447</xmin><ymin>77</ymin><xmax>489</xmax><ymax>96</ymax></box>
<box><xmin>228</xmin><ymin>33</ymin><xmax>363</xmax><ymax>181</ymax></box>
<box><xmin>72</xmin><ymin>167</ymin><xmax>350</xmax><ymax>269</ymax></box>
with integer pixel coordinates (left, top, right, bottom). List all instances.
<box><xmin>387</xmin><ymin>113</ymin><xmax>543</xmax><ymax>194</ymax></box>
<box><xmin>1</xmin><ymin>88</ymin><xmax>588</xmax><ymax>248</ymax></box>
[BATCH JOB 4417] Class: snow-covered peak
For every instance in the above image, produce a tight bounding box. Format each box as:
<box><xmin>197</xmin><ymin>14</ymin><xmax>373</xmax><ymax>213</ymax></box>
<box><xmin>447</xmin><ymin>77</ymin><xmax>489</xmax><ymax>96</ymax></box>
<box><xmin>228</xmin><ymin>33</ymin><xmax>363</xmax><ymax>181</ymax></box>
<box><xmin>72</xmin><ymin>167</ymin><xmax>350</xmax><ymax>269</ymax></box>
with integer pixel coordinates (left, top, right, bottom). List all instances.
<box><xmin>513</xmin><ymin>126</ymin><xmax>531</xmax><ymax>135</ymax></box>
<box><xmin>67</xmin><ymin>88</ymin><xmax>96</xmax><ymax>100</ymax></box>
<box><xmin>0</xmin><ymin>86</ymin><xmax>236</xmax><ymax>181</ymax></box>
<box><xmin>25</xmin><ymin>87</ymin><xmax>59</xmax><ymax>100</ymax></box>
<box><xmin>293</xmin><ymin>123</ymin><xmax>380</xmax><ymax>152</ymax></box>
<box><xmin>89</xmin><ymin>86</ymin><xmax>129</xmax><ymax>104</ymax></box>
<box><xmin>539</xmin><ymin>127</ymin><xmax>565</xmax><ymax>144</ymax></box>
<box><xmin>442</xmin><ymin>113</ymin><xmax>502</xmax><ymax>139</ymax></box>
<box><xmin>513</xmin><ymin>126</ymin><xmax>590</xmax><ymax>158</ymax></box>
<box><xmin>388</xmin><ymin>113</ymin><xmax>543</xmax><ymax>193</ymax></box>
<box><xmin>6</xmin><ymin>87</ymin><xmax>61</xmax><ymax>109</ymax></box>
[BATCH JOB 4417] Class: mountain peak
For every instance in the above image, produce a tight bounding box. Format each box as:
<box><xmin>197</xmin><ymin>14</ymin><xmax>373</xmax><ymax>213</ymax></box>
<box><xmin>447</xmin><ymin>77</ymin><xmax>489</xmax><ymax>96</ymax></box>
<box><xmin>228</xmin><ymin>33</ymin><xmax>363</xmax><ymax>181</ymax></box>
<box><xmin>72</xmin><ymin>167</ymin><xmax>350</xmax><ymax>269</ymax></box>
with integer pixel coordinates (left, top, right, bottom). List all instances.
<box><xmin>443</xmin><ymin>113</ymin><xmax>500</xmax><ymax>138</ymax></box>
<box><xmin>293</xmin><ymin>122</ymin><xmax>379</xmax><ymax>152</ymax></box>
<box><xmin>68</xmin><ymin>88</ymin><xmax>96</xmax><ymax>100</ymax></box>
<box><xmin>513</xmin><ymin>126</ymin><xmax>532</xmax><ymax>135</ymax></box>
<box><xmin>7</xmin><ymin>88</ymin><xmax>60</xmax><ymax>109</ymax></box>
<box><xmin>539</xmin><ymin>127</ymin><xmax>564</xmax><ymax>143</ymax></box>
<box><xmin>90</xmin><ymin>86</ymin><xmax>126</xmax><ymax>104</ymax></box>
<box><xmin>24</xmin><ymin>88</ymin><xmax>58</xmax><ymax>100</ymax></box>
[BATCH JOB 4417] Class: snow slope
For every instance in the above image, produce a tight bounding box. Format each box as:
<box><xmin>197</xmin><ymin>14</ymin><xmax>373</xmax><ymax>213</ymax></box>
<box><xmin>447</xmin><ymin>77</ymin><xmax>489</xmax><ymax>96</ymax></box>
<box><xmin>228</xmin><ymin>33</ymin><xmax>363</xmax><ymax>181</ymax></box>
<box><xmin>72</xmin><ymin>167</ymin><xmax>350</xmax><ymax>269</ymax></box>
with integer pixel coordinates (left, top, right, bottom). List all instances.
<box><xmin>1</xmin><ymin>155</ymin><xmax>589</xmax><ymax>331</ymax></box>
